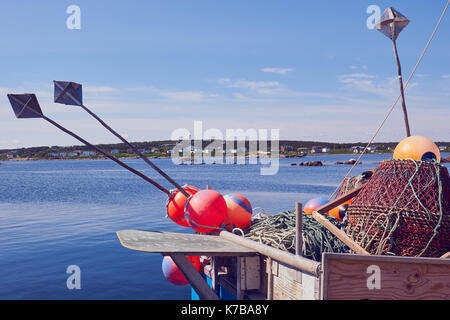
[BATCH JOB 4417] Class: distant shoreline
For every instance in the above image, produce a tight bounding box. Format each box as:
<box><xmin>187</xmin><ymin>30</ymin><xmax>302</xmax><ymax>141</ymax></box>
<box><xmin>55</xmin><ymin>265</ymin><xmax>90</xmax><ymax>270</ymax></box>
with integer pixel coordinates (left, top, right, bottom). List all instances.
<box><xmin>0</xmin><ymin>152</ymin><xmax>394</xmax><ymax>162</ymax></box>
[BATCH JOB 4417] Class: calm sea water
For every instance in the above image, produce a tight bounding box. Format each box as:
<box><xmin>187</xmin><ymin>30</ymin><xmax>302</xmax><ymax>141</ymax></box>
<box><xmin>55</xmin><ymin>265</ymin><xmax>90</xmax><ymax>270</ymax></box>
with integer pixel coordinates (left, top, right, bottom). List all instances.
<box><xmin>1</xmin><ymin>154</ymin><xmax>449</xmax><ymax>300</ymax></box>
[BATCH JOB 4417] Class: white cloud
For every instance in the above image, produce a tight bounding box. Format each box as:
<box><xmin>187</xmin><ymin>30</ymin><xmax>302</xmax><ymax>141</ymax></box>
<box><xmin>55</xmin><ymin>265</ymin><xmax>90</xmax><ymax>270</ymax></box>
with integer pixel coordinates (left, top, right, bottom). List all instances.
<box><xmin>261</xmin><ymin>68</ymin><xmax>295</xmax><ymax>75</ymax></box>
<box><xmin>156</xmin><ymin>90</ymin><xmax>218</xmax><ymax>102</ymax></box>
<box><xmin>219</xmin><ymin>79</ymin><xmax>280</xmax><ymax>90</ymax></box>
<box><xmin>337</xmin><ymin>73</ymin><xmax>397</xmax><ymax>96</ymax></box>
<box><xmin>83</xmin><ymin>86</ymin><xmax>118</xmax><ymax>94</ymax></box>
<box><xmin>442</xmin><ymin>74</ymin><xmax>450</xmax><ymax>79</ymax></box>
<box><xmin>338</xmin><ymin>73</ymin><xmax>377</xmax><ymax>79</ymax></box>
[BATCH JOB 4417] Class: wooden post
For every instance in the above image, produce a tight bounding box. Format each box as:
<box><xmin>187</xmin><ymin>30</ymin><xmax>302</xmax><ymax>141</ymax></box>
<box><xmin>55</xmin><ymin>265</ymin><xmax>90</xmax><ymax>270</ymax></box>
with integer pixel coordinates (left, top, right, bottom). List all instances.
<box><xmin>393</xmin><ymin>39</ymin><xmax>411</xmax><ymax>137</ymax></box>
<box><xmin>266</xmin><ymin>257</ymin><xmax>273</xmax><ymax>300</ymax></box>
<box><xmin>295</xmin><ymin>202</ymin><xmax>303</xmax><ymax>256</ymax></box>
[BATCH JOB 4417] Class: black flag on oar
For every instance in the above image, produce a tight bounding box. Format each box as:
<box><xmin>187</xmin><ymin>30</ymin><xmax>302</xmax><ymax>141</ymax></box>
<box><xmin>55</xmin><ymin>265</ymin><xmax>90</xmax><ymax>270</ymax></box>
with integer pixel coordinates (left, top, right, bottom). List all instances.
<box><xmin>52</xmin><ymin>80</ymin><xmax>190</xmax><ymax>197</ymax></box>
<box><xmin>5</xmin><ymin>92</ymin><xmax>171</xmax><ymax>195</ymax></box>
<box><xmin>7</xmin><ymin>93</ymin><xmax>43</xmax><ymax>118</ymax></box>
<box><xmin>54</xmin><ymin>80</ymin><xmax>83</xmax><ymax>106</ymax></box>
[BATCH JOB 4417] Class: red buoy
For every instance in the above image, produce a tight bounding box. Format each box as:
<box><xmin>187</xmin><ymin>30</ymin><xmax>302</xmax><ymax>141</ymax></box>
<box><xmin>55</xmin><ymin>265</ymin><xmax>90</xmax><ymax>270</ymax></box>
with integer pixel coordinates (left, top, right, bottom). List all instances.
<box><xmin>186</xmin><ymin>189</ymin><xmax>227</xmax><ymax>232</ymax></box>
<box><xmin>223</xmin><ymin>194</ymin><xmax>252</xmax><ymax>229</ymax></box>
<box><xmin>161</xmin><ymin>255</ymin><xmax>201</xmax><ymax>286</ymax></box>
<box><xmin>166</xmin><ymin>186</ymin><xmax>199</xmax><ymax>227</ymax></box>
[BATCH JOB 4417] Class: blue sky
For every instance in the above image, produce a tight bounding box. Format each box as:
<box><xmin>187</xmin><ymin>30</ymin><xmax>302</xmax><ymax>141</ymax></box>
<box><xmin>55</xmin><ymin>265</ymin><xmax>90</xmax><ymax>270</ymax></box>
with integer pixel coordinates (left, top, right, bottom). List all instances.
<box><xmin>0</xmin><ymin>1</ymin><xmax>449</xmax><ymax>149</ymax></box>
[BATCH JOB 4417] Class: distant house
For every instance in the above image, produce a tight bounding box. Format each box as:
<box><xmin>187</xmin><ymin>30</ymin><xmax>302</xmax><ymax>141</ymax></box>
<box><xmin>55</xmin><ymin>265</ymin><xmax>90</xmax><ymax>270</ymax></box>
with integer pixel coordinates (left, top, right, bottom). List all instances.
<box><xmin>322</xmin><ymin>147</ymin><xmax>330</xmax><ymax>153</ymax></box>
<box><xmin>82</xmin><ymin>151</ymin><xmax>96</xmax><ymax>157</ymax></box>
<box><xmin>141</xmin><ymin>149</ymin><xmax>151</xmax><ymax>154</ymax></box>
<box><xmin>111</xmin><ymin>149</ymin><xmax>120</xmax><ymax>155</ymax></box>
<box><xmin>311</xmin><ymin>146</ymin><xmax>323</xmax><ymax>153</ymax></box>
<box><xmin>6</xmin><ymin>151</ymin><xmax>19</xmax><ymax>159</ymax></box>
<box><xmin>439</xmin><ymin>146</ymin><xmax>447</xmax><ymax>151</ymax></box>
<box><xmin>281</xmin><ymin>145</ymin><xmax>293</xmax><ymax>152</ymax></box>
<box><xmin>367</xmin><ymin>146</ymin><xmax>377</xmax><ymax>153</ymax></box>
<box><xmin>151</xmin><ymin>147</ymin><xmax>160</xmax><ymax>153</ymax></box>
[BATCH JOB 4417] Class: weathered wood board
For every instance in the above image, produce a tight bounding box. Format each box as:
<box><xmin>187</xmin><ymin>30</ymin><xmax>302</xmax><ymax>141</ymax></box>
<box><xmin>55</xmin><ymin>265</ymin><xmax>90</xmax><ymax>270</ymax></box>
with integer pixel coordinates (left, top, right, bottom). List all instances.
<box><xmin>117</xmin><ymin>230</ymin><xmax>257</xmax><ymax>256</ymax></box>
<box><xmin>322</xmin><ymin>253</ymin><xmax>450</xmax><ymax>300</ymax></box>
<box><xmin>265</xmin><ymin>259</ymin><xmax>321</xmax><ymax>300</ymax></box>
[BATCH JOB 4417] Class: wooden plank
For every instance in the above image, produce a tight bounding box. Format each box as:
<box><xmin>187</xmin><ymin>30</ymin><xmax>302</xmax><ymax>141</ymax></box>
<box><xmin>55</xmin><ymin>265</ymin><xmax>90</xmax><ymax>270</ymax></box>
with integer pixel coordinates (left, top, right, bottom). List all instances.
<box><xmin>322</xmin><ymin>253</ymin><xmax>450</xmax><ymax>300</ymax></box>
<box><xmin>295</xmin><ymin>202</ymin><xmax>302</xmax><ymax>256</ymax></box>
<box><xmin>219</xmin><ymin>231</ymin><xmax>321</xmax><ymax>276</ymax></box>
<box><xmin>441</xmin><ymin>252</ymin><xmax>450</xmax><ymax>259</ymax></box>
<box><xmin>316</xmin><ymin>184</ymin><xmax>365</xmax><ymax>214</ymax></box>
<box><xmin>117</xmin><ymin>230</ymin><xmax>256</xmax><ymax>256</ymax></box>
<box><xmin>239</xmin><ymin>256</ymin><xmax>260</xmax><ymax>290</ymax></box>
<box><xmin>169</xmin><ymin>253</ymin><xmax>220</xmax><ymax>300</ymax></box>
<box><xmin>311</xmin><ymin>211</ymin><xmax>369</xmax><ymax>255</ymax></box>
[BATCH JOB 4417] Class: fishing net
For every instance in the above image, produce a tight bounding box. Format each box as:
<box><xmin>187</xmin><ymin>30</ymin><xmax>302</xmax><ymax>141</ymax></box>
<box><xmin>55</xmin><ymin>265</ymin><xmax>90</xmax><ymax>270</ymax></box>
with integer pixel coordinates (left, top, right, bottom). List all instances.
<box><xmin>335</xmin><ymin>170</ymin><xmax>374</xmax><ymax>198</ymax></box>
<box><xmin>245</xmin><ymin>210</ymin><xmax>349</xmax><ymax>261</ymax></box>
<box><xmin>345</xmin><ymin>159</ymin><xmax>450</xmax><ymax>257</ymax></box>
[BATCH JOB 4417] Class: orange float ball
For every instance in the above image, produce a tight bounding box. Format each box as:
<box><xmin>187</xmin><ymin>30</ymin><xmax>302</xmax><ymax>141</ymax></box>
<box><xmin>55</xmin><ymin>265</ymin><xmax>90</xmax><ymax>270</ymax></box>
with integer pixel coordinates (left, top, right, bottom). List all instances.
<box><xmin>186</xmin><ymin>189</ymin><xmax>228</xmax><ymax>233</ymax></box>
<box><xmin>223</xmin><ymin>194</ymin><xmax>253</xmax><ymax>229</ymax></box>
<box><xmin>393</xmin><ymin>136</ymin><xmax>441</xmax><ymax>163</ymax></box>
<box><xmin>166</xmin><ymin>186</ymin><xmax>199</xmax><ymax>227</ymax></box>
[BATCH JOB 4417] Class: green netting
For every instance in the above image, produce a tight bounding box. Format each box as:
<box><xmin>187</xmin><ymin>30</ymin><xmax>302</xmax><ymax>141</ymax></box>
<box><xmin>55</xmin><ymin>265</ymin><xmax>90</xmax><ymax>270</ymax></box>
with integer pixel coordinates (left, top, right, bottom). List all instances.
<box><xmin>245</xmin><ymin>210</ymin><xmax>349</xmax><ymax>261</ymax></box>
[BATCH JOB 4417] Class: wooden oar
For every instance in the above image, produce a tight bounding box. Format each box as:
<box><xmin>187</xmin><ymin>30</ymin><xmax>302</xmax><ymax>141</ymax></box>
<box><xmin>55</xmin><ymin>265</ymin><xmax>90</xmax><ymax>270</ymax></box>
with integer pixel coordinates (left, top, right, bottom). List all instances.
<box><xmin>311</xmin><ymin>184</ymin><xmax>370</xmax><ymax>255</ymax></box>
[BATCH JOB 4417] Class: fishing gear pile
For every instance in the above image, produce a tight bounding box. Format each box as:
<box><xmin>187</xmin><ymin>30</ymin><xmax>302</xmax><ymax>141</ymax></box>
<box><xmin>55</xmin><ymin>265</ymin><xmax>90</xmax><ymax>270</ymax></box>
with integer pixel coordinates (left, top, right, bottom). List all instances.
<box><xmin>245</xmin><ymin>210</ymin><xmax>349</xmax><ymax>261</ymax></box>
<box><xmin>346</xmin><ymin>159</ymin><xmax>450</xmax><ymax>257</ymax></box>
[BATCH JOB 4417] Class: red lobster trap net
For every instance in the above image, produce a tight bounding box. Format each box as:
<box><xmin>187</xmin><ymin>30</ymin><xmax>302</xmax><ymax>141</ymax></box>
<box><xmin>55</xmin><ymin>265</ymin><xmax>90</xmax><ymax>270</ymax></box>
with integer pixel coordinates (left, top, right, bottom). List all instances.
<box><xmin>344</xmin><ymin>159</ymin><xmax>450</xmax><ymax>257</ymax></box>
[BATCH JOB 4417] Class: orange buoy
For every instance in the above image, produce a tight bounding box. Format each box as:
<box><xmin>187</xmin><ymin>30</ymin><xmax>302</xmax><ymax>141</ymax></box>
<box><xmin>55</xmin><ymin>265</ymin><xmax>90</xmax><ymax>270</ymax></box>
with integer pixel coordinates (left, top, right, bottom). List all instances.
<box><xmin>223</xmin><ymin>194</ymin><xmax>252</xmax><ymax>229</ymax></box>
<box><xmin>328</xmin><ymin>199</ymin><xmax>352</xmax><ymax>220</ymax></box>
<box><xmin>161</xmin><ymin>255</ymin><xmax>201</xmax><ymax>286</ymax></box>
<box><xmin>166</xmin><ymin>186</ymin><xmax>199</xmax><ymax>227</ymax></box>
<box><xmin>393</xmin><ymin>136</ymin><xmax>441</xmax><ymax>163</ymax></box>
<box><xmin>303</xmin><ymin>197</ymin><xmax>329</xmax><ymax>214</ymax></box>
<box><xmin>186</xmin><ymin>189</ymin><xmax>227</xmax><ymax>232</ymax></box>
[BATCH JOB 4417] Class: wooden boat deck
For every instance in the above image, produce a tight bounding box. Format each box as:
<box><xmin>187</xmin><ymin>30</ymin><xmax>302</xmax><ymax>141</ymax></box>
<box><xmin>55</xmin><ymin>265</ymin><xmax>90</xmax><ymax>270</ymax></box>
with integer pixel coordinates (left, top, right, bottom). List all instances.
<box><xmin>116</xmin><ymin>229</ymin><xmax>450</xmax><ymax>300</ymax></box>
